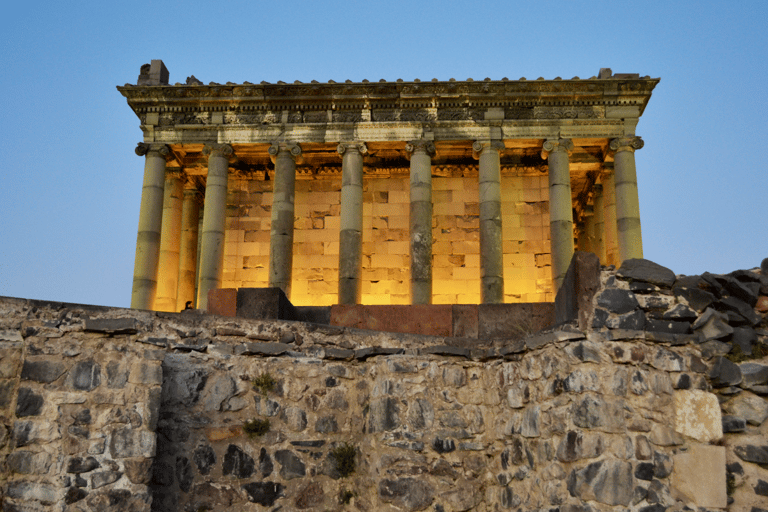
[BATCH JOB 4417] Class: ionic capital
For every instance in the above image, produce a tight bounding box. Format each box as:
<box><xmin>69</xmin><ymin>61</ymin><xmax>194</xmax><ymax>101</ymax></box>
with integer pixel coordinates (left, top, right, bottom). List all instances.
<box><xmin>472</xmin><ymin>140</ymin><xmax>505</xmax><ymax>160</ymax></box>
<box><xmin>609</xmin><ymin>136</ymin><xmax>644</xmax><ymax>154</ymax></box>
<box><xmin>337</xmin><ymin>142</ymin><xmax>368</xmax><ymax>156</ymax></box>
<box><xmin>405</xmin><ymin>140</ymin><xmax>436</xmax><ymax>158</ymax></box>
<box><xmin>135</xmin><ymin>142</ymin><xmax>170</xmax><ymax>158</ymax></box>
<box><xmin>268</xmin><ymin>142</ymin><xmax>302</xmax><ymax>163</ymax></box>
<box><xmin>540</xmin><ymin>138</ymin><xmax>574</xmax><ymax>160</ymax></box>
<box><xmin>203</xmin><ymin>143</ymin><xmax>234</xmax><ymax>158</ymax></box>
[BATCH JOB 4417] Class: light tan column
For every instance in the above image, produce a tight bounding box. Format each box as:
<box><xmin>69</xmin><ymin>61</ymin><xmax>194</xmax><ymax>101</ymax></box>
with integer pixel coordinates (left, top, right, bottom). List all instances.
<box><xmin>196</xmin><ymin>143</ymin><xmax>233</xmax><ymax>310</ymax></box>
<box><xmin>131</xmin><ymin>143</ymin><xmax>170</xmax><ymax>310</ymax></box>
<box><xmin>610</xmin><ymin>136</ymin><xmax>644</xmax><ymax>263</ymax></box>
<box><xmin>592</xmin><ymin>183</ymin><xmax>606</xmax><ymax>263</ymax></box>
<box><xmin>542</xmin><ymin>138</ymin><xmax>575</xmax><ymax>292</ymax></box>
<box><xmin>155</xmin><ymin>171</ymin><xmax>184</xmax><ymax>312</ymax></box>
<box><xmin>473</xmin><ymin>140</ymin><xmax>505</xmax><ymax>303</ymax></box>
<box><xmin>602</xmin><ymin>167</ymin><xmax>619</xmax><ymax>266</ymax></box>
<box><xmin>406</xmin><ymin>140</ymin><xmax>435</xmax><ymax>304</ymax></box>
<box><xmin>176</xmin><ymin>185</ymin><xmax>201</xmax><ymax>311</ymax></box>
<box><xmin>337</xmin><ymin>142</ymin><xmax>367</xmax><ymax>304</ymax></box>
<box><xmin>268</xmin><ymin>142</ymin><xmax>301</xmax><ymax>296</ymax></box>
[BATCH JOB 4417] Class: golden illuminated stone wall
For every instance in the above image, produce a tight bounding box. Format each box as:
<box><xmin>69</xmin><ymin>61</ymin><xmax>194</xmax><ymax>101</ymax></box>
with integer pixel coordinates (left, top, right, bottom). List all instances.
<box><xmin>221</xmin><ymin>174</ymin><xmax>554</xmax><ymax>306</ymax></box>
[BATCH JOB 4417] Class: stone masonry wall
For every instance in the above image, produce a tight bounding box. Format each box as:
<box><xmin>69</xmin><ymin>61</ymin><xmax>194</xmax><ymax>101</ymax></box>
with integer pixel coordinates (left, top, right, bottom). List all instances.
<box><xmin>4</xmin><ymin>254</ymin><xmax>768</xmax><ymax>510</ymax></box>
<box><xmin>222</xmin><ymin>174</ymin><xmax>553</xmax><ymax>306</ymax></box>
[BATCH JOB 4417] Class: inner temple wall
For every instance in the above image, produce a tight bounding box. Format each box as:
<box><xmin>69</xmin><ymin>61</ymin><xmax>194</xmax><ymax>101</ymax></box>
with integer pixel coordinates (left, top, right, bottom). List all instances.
<box><xmin>221</xmin><ymin>174</ymin><xmax>554</xmax><ymax>306</ymax></box>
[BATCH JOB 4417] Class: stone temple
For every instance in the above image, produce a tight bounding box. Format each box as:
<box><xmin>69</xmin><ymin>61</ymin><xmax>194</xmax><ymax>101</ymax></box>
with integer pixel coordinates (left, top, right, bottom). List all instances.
<box><xmin>118</xmin><ymin>61</ymin><xmax>658</xmax><ymax>312</ymax></box>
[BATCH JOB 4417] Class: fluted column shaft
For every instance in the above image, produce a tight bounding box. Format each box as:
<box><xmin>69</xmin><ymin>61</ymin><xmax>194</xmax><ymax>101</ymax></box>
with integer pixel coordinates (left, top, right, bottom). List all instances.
<box><xmin>337</xmin><ymin>142</ymin><xmax>367</xmax><ymax>304</ymax></box>
<box><xmin>474</xmin><ymin>140</ymin><xmax>505</xmax><ymax>303</ymax></box>
<box><xmin>592</xmin><ymin>183</ymin><xmax>607</xmax><ymax>263</ymax></box>
<box><xmin>131</xmin><ymin>143</ymin><xmax>169</xmax><ymax>310</ymax></box>
<box><xmin>197</xmin><ymin>143</ymin><xmax>233</xmax><ymax>309</ymax></box>
<box><xmin>406</xmin><ymin>140</ymin><xmax>435</xmax><ymax>304</ymax></box>
<box><xmin>155</xmin><ymin>171</ymin><xmax>184</xmax><ymax>312</ymax></box>
<box><xmin>602</xmin><ymin>169</ymin><xmax>619</xmax><ymax>266</ymax></box>
<box><xmin>611</xmin><ymin>136</ymin><xmax>644</xmax><ymax>263</ymax></box>
<box><xmin>542</xmin><ymin>138</ymin><xmax>575</xmax><ymax>292</ymax></box>
<box><xmin>268</xmin><ymin>143</ymin><xmax>301</xmax><ymax>296</ymax></box>
<box><xmin>176</xmin><ymin>186</ymin><xmax>201</xmax><ymax>311</ymax></box>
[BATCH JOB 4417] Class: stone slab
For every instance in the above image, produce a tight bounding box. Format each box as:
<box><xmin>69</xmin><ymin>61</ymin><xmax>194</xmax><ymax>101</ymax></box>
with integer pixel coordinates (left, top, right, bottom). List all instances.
<box><xmin>673</xmin><ymin>390</ymin><xmax>722</xmax><ymax>442</ymax></box>
<box><xmin>554</xmin><ymin>251</ymin><xmax>601</xmax><ymax>330</ymax></box>
<box><xmin>478</xmin><ymin>303</ymin><xmax>555</xmax><ymax>340</ymax></box>
<box><xmin>237</xmin><ymin>288</ymin><xmax>298</xmax><ymax>321</ymax></box>
<box><xmin>452</xmin><ymin>305</ymin><xmax>478</xmax><ymax>338</ymax></box>
<box><xmin>207</xmin><ymin>288</ymin><xmax>236</xmax><ymax>317</ymax></box>
<box><xmin>331</xmin><ymin>305</ymin><xmax>452</xmax><ymax>337</ymax></box>
<box><xmin>671</xmin><ymin>444</ymin><xmax>726</xmax><ymax>508</ymax></box>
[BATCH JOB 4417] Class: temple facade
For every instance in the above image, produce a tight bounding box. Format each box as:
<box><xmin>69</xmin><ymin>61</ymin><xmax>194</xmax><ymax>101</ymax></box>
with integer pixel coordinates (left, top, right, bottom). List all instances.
<box><xmin>118</xmin><ymin>61</ymin><xmax>658</xmax><ymax>311</ymax></box>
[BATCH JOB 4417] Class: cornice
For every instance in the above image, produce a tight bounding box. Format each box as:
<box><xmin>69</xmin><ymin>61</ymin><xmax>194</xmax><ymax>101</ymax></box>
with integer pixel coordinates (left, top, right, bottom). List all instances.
<box><xmin>117</xmin><ymin>77</ymin><xmax>659</xmax><ymax>121</ymax></box>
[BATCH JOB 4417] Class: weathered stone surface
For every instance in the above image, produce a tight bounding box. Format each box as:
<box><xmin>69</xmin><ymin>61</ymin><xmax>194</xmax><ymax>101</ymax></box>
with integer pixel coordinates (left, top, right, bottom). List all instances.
<box><xmin>7</xmin><ymin>450</ymin><xmax>52</xmax><ymax>474</ymax></box>
<box><xmin>672</xmin><ymin>285</ymin><xmax>716</xmax><ymax>313</ymax></box>
<box><xmin>163</xmin><ymin>368</ymin><xmax>208</xmax><ymax>407</ymax></box>
<box><xmin>740</xmin><ymin>362</ymin><xmax>768</xmax><ymax>389</ymax></box>
<box><xmin>645</xmin><ymin>318</ymin><xmax>691</xmax><ymax>334</ymax></box>
<box><xmin>6</xmin><ymin>480</ymin><xmax>58</xmax><ymax>505</ymax></box>
<box><xmin>572</xmin><ymin>394</ymin><xmax>625</xmax><ymax>432</ymax></box>
<box><xmin>734</xmin><ymin>444</ymin><xmax>768</xmax><ymax>464</ymax></box>
<box><xmin>379</xmin><ymin>477</ymin><xmax>435</xmax><ymax>511</ymax></box>
<box><xmin>556</xmin><ymin>431</ymin><xmax>604</xmax><ymax>462</ymax></box>
<box><xmin>109</xmin><ymin>427</ymin><xmax>155</xmax><ymax>458</ymax></box>
<box><xmin>175</xmin><ymin>456</ymin><xmax>193</xmax><ymax>492</ymax></box>
<box><xmin>672</xmin><ymin>444</ymin><xmax>726</xmax><ymax>508</ymax></box>
<box><xmin>222</xmin><ymin>444</ymin><xmax>254</xmax><ymax>478</ymax></box>
<box><xmin>21</xmin><ymin>359</ymin><xmax>66</xmax><ymax>383</ymax></box>
<box><xmin>597</xmin><ymin>288</ymin><xmax>639</xmax><ymax>314</ymax></box>
<box><xmin>674</xmin><ymin>390</ymin><xmax>722</xmax><ymax>442</ymax></box>
<box><xmin>91</xmin><ymin>469</ymin><xmax>122</xmax><ymax>489</ymax></box>
<box><xmin>67</xmin><ymin>456</ymin><xmax>100</xmax><ymax>473</ymax></box>
<box><xmin>275</xmin><ymin>449</ymin><xmax>306</xmax><ymax>479</ymax></box>
<box><xmin>200</xmin><ymin>374</ymin><xmax>236</xmax><ymax>412</ymax></box>
<box><xmin>692</xmin><ymin>308</ymin><xmax>733</xmax><ymax>341</ymax></box>
<box><xmin>124</xmin><ymin>457</ymin><xmax>152</xmax><ymax>484</ymax></box>
<box><xmin>67</xmin><ymin>360</ymin><xmax>101</xmax><ymax>391</ymax></box>
<box><xmin>724</xmin><ymin>393</ymin><xmax>768</xmax><ymax>425</ymax></box>
<box><xmin>617</xmin><ymin>259</ymin><xmax>676</xmax><ymax>287</ymax></box>
<box><xmin>283</xmin><ymin>406</ymin><xmax>307</xmax><ymax>431</ymax></box>
<box><xmin>254</xmin><ymin>395</ymin><xmax>280</xmax><ymax>416</ymax></box>
<box><xmin>432</xmin><ymin>437</ymin><xmax>456</xmax><ymax>453</ymax></box>
<box><xmin>235</xmin><ymin>342</ymin><xmax>292</xmax><ymax>356</ymax></box>
<box><xmin>606</xmin><ymin>310</ymin><xmax>646</xmax><ymax>330</ymax></box>
<box><xmin>722</xmin><ymin>415</ymin><xmax>747</xmax><ymax>432</ymax></box>
<box><xmin>315</xmin><ymin>415</ymin><xmax>338</xmax><ymax>433</ymax></box>
<box><xmin>709</xmin><ymin>356</ymin><xmax>743</xmax><ymax>387</ymax></box>
<box><xmin>84</xmin><ymin>317</ymin><xmax>140</xmax><ymax>334</ymax></box>
<box><xmin>525</xmin><ymin>329</ymin><xmax>585</xmax><ymax>350</ymax></box>
<box><xmin>242</xmin><ymin>481</ymin><xmax>284</xmax><ymax>506</ymax></box>
<box><xmin>368</xmin><ymin>396</ymin><xmax>399</xmax><ymax>432</ymax></box>
<box><xmin>258</xmin><ymin>447</ymin><xmax>273</xmax><ymax>477</ymax></box>
<box><xmin>567</xmin><ymin>460</ymin><xmax>634</xmax><ymax>506</ymax></box>
<box><xmin>15</xmin><ymin>387</ymin><xmax>44</xmax><ymax>417</ymax></box>
<box><xmin>715</xmin><ymin>296</ymin><xmax>762</xmax><ymax>326</ymax></box>
<box><xmin>295</xmin><ymin>481</ymin><xmax>325</xmax><ymax>509</ymax></box>
<box><xmin>192</xmin><ymin>443</ymin><xmax>216</xmax><ymax>475</ymax></box>
<box><xmin>440</xmin><ymin>477</ymin><xmax>483</xmax><ymax>511</ymax></box>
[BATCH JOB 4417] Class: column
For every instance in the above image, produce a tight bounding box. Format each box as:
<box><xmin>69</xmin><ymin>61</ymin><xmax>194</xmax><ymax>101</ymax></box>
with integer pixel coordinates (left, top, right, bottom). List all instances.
<box><xmin>406</xmin><ymin>140</ymin><xmax>435</xmax><ymax>304</ymax></box>
<box><xmin>131</xmin><ymin>143</ymin><xmax>169</xmax><ymax>310</ymax></box>
<box><xmin>337</xmin><ymin>142</ymin><xmax>367</xmax><ymax>304</ymax></box>
<box><xmin>583</xmin><ymin>207</ymin><xmax>595</xmax><ymax>253</ymax></box>
<box><xmin>542</xmin><ymin>138</ymin><xmax>575</xmax><ymax>293</ymax></box>
<box><xmin>592</xmin><ymin>183</ymin><xmax>607</xmax><ymax>264</ymax></box>
<box><xmin>196</xmin><ymin>143</ymin><xmax>233</xmax><ymax>310</ymax></box>
<box><xmin>155</xmin><ymin>171</ymin><xmax>184</xmax><ymax>312</ymax></box>
<box><xmin>473</xmin><ymin>140</ymin><xmax>505</xmax><ymax>303</ymax></box>
<box><xmin>268</xmin><ymin>142</ymin><xmax>301</xmax><ymax>296</ymax></box>
<box><xmin>176</xmin><ymin>185</ymin><xmax>201</xmax><ymax>311</ymax></box>
<box><xmin>602</xmin><ymin>166</ymin><xmax>619</xmax><ymax>266</ymax></box>
<box><xmin>610</xmin><ymin>136</ymin><xmax>644</xmax><ymax>263</ymax></box>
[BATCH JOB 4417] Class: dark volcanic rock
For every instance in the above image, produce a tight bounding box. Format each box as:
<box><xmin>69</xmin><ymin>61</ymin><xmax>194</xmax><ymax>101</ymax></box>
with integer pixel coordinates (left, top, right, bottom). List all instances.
<box><xmin>617</xmin><ymin>259</ymin><xmax>676</xmax><ymax>288</ymax></box>
<box><xmin>672</xmin><ymin>286</ymin><xmax>716</xmax><ymax>312</ymax></box>
<box><xmin>597</xmin><ymin>289</ymin><xmax>639</xmax><ymax>314</ymax></box>
<box><xmin>20</xmin><ymin>360</ymin><xmax>67</xmax><ymax>383</ymax></box>
<box><xmin>567</xmin><ymin>460</ymin><xmax>633</xmax><ymax>506</ymax></box>
<box><xmin>15</xmin><ymin>388</ymin><xmax>43</xmax><ymax>417</ymax></box>
<box><xmin>242</xmin><ymin>482</ymin><xmax>284</xmax><ymax>507</ymax></box>
<box><xmin>709</xmin><ymin>357</ymin><xmax>743</xmax><ymax>387</ymax></box>
<box><xmin>379</xmin><ymin>478</ymin><xmax>435</xmax><ymax>511</ymax></box>
<box><xmin>193</xmin><ymin>443</ymin><xmax>216</xmax><ymax>475</ymax></box>
<box><xmin>722</xmin><ymin>415</ymin><xmax>747</xmax><ymax>433</ymax></box>
<box><xmin>734</xmin><ymin>444</ymin><xmax>768</xmax><ymax>465</ymax></box>
<box><xmin>222</xmin><ymin>444</ymin><xmax>254</xmax><ymax>478</ymax></box>
<box><xmin>275</xmin><ymin>449</ymin><xmax>305</xmax><ymax>479</ymax></box>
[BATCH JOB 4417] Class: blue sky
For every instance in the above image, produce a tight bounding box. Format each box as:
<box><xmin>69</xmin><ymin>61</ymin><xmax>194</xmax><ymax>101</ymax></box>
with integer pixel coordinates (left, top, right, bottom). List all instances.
<box><xmin>1</xmin><ymin>0</ymin><xmax>766</xmax><ymax>307</ymax></box>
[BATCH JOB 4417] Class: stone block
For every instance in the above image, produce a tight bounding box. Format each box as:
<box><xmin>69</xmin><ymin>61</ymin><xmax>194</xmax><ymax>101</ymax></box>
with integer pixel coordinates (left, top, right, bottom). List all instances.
<box><xmin>479</xmin><ymin>303</ymin><xmax>555</xmax><ymax>340</ymax></box>
<box><xmin>554</xmin><ymin>251</ymin><xmax>601</xmax><ymax>330</ymax></box>
<box><xmin>674</xmin><ymin>390</ymin><xmax>722</xmax><ymax>442</ymax></box>
<box><xmin>207</xmin><ymin>288</ymin><xmax>236</xmax><ymax>317</ymax></box>
<box><xmin>452</xmin><ymin>305</ymin><xmax>478</xmax><ymax>338</ymax></box>
<box><xmin>237</xmin><ymin>287</ymin><xmax>298</xmax><ymax>321</ymax></box>
<box><xmin>84</xmin><ymin>317</ymin><xmax>139</xmax><ymax>334</ymax></box>
<box><xmin>671</xmin><ymin>444</ymin><xmax>726</xmax><ymax>508</ymax></box>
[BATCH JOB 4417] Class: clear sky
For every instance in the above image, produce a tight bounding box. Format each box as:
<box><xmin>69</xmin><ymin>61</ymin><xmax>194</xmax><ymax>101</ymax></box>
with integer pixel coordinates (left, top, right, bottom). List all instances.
<box><xmin>1</xmin><ymin>0</ymin><xmax>766</xmax><ymax>308</ymax></box>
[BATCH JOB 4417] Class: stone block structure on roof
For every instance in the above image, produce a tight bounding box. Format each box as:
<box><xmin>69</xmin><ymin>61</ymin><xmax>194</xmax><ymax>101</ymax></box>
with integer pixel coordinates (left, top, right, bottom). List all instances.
<box><xmin>118</xmin><ymin>61</ymin><xmax>658</xmax><ymax>312</ymax></box>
